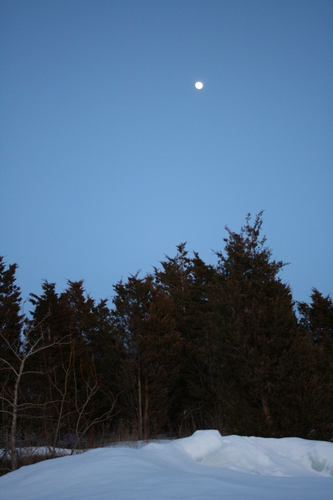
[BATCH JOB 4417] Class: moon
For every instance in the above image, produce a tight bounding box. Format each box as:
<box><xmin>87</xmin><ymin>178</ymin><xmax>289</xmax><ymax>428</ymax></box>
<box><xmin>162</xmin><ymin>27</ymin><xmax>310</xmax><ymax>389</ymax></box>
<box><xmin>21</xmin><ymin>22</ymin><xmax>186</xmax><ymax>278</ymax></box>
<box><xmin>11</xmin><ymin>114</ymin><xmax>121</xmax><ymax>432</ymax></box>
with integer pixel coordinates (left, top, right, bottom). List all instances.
<box><xmin>195</xmin><ymin>81</ymin><xmax>203</xmax><ymax>90</ymax></box>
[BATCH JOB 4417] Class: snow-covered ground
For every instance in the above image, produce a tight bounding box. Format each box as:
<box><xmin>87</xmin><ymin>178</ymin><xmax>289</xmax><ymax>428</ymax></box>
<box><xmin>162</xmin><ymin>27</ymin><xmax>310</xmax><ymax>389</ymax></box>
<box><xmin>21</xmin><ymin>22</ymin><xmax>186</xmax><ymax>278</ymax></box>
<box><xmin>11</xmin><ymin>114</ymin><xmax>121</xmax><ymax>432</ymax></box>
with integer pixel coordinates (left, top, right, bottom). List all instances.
<box><xmin>1</xmin><ymin>430</ymin><xmax>332</xmax><ymax>499</ymax></box>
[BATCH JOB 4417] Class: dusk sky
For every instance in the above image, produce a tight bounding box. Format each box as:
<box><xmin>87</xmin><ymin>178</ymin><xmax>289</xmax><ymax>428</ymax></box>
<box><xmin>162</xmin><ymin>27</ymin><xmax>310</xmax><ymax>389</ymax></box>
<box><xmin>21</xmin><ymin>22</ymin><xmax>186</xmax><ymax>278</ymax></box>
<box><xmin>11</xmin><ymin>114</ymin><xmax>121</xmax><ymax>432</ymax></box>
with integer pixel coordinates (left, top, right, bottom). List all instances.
<box><xmin>1</xmin><ymin>0</ymin><xmax>332</xmax><ymax>306</ymax></box>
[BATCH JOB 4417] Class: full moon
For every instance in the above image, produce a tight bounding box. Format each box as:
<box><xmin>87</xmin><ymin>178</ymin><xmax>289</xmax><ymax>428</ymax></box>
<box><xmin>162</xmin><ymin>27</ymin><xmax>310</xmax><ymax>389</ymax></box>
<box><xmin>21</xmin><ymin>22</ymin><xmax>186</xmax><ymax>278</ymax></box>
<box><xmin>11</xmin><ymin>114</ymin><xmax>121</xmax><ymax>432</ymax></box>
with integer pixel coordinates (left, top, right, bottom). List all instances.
<box><xmin>195</xmin><ymin>81</ymin><xmax>203</xmax><ymax>90</ymax></box>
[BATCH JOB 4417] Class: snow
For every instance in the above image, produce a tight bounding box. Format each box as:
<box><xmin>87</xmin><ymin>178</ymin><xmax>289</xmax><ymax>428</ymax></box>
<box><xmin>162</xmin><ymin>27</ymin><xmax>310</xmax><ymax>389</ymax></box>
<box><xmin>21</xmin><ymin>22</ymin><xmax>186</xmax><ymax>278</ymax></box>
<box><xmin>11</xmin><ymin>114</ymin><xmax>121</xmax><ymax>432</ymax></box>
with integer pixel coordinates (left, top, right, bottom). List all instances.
<box><xmin>1</xmin><ymin>431</ymin><xmax>332</xmax><ymax>499</ymax></box>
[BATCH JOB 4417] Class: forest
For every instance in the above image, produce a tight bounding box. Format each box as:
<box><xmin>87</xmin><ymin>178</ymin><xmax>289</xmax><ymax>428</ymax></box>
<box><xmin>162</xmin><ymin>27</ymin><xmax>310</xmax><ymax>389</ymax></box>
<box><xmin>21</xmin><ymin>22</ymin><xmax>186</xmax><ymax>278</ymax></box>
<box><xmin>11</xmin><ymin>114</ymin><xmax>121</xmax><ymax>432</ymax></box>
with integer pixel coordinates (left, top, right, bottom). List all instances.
<box><xmin>1</xmin><ymin>213</ymin><xmax>332</xmax><ymax>472</ymax></box>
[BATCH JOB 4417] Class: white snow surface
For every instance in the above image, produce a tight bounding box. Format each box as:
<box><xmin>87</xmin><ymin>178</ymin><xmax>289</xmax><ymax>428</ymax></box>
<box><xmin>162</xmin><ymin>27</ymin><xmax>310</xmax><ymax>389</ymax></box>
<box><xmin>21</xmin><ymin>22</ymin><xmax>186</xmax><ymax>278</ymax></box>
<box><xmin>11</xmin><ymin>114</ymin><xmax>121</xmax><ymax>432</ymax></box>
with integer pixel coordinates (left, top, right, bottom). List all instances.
<box><xmin>1</xmin><ymin>430</ymin><xmax>332</xmax><ymax>499</ymax></box>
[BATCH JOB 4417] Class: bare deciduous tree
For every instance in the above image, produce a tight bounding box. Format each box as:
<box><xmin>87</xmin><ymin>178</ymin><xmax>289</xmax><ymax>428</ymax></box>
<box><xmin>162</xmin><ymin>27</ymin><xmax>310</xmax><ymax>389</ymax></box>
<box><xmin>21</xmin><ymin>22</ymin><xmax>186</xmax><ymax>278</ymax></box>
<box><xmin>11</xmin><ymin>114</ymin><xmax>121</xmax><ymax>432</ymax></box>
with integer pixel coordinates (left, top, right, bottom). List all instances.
<box><xmin>0</xmin><ymin>314</ymin><xmax>67</xmax><ymax>470</ymax></box>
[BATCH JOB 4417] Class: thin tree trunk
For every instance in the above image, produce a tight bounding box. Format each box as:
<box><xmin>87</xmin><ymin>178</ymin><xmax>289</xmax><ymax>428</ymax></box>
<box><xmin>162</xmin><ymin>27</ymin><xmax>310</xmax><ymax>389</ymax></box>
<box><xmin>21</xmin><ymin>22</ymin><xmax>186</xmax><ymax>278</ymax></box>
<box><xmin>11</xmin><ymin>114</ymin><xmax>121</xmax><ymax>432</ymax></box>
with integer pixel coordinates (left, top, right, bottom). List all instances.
<box><xmin>138</xmin><ymin>368</ymin><xmax>143</xmax><ymax>440</ymax></box>
<box><xmin>10</xmin><ymin>358</ymin><xmax>25</xmax><ymax>471</ymax></box>
<box><xmin>261</xmin><ymin>393</ymin><xmax>273</xmax><ymax>429</ymax></box>
<box><xmin>52</xmin><ymin>346</ymin><xmax>73</xmax><ymax>450</ymax></box>
<box><xmin>144</xmin><ymin>377</ymin><xmax>149</xmax><ymax>440</ymax></box>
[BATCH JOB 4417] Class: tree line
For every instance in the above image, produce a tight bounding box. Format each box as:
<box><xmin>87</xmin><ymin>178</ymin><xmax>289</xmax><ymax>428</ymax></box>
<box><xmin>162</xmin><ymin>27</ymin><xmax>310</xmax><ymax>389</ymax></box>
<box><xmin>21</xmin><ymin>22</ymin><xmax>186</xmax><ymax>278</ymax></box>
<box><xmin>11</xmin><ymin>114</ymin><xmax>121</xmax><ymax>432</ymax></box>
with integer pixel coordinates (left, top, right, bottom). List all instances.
<box><xmin>1</xmin><ymin>213</ymin><xmax>332</xmax><ymax>471</ymax></box>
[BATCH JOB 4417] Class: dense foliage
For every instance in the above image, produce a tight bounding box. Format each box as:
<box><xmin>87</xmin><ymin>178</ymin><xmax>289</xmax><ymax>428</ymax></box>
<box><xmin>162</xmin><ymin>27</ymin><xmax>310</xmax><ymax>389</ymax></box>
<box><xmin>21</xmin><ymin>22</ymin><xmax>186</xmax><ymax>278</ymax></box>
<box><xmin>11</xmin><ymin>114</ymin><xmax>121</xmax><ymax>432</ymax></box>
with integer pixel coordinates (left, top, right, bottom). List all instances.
<box><xmin>1</xmin><ymin>214</ymin><xmax>332</xmax><ymax>471</ymax></box>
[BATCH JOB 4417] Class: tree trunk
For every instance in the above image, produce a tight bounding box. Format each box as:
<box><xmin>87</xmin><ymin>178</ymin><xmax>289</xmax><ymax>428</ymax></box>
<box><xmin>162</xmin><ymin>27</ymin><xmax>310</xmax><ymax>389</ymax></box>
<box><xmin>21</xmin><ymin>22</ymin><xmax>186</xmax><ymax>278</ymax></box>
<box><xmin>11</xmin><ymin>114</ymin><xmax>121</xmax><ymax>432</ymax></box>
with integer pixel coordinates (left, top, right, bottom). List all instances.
<box><xmin>10</xmin><ymin>358</ymin><xmax>25</xmax><ymax>470</ymax></box>
<box><xmin>261</xmin><ymin>393</ymin><xmax>273</xmax><ymax>429</ymax></box>
<box><xmin>138</xmin><ymin>369</ymin><xmax>143</xmax><ymax>440</ymax></box>
<box><xmin>144</xmin><ymin>377</ymin><xmax>149</xmax><ymax>440</ymax></box>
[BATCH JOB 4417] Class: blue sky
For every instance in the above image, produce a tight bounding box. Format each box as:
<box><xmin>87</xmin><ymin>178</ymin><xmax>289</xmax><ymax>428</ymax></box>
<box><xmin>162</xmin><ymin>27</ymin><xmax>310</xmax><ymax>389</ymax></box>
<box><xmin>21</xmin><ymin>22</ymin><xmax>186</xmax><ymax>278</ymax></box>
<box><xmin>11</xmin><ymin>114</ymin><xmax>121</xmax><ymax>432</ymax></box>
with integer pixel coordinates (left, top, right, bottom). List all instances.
<box><xmin>1</xmin><ymin>0</ymin><xmax>332</xmax><ymax>305</ymax></box>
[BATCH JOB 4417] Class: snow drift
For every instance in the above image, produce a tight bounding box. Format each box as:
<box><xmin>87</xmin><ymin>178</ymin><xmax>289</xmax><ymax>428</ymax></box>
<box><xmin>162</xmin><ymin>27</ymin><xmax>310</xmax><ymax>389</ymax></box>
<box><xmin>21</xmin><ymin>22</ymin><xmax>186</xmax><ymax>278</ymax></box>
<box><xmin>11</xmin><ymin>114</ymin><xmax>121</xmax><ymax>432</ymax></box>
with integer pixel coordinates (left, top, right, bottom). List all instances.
<box><xmin>166</xmin><ymin>430</ymin><xmax>333</xmax><ymax>476</ymax></box>
<box><xmin>1</xmin><ymin>431</ymin><xmax>332</xmax><ymax>499</ymax></box>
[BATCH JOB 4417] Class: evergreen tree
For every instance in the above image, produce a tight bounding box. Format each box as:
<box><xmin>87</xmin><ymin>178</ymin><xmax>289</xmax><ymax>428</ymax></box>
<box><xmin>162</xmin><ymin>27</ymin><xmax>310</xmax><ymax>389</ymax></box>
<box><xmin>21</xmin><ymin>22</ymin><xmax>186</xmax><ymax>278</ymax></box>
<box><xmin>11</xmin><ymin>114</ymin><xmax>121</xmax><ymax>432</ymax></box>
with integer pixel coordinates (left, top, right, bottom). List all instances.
<box><xmin>298</xmin><ymin>289</ymin><xmax>333</xmax><ymax>346</ymax></box>
<box><xmin>112</xmin><ymin>274</ymin><xmax>182</xmax><ymax>439</ymax></box>
<box><xmin>0</xmin><ymin>257</ymin><xmax>23</xmax><ymax>466</ymax></box>
<box><xmin>215</xmin><ymin>213</ymin><xmax>298</xmax><ymax>436</ymax></box>
<box><xmin>155</xmin><ymin>244</ymin><xmax>199</xmax><ymax>434</ymax></box>
<box><xmin>29</xmin><ymin>280</ymin><xmax>116</xmax><ymax>450</ymax></box>
<box><xmin>0</xmin><ymin>260</ymin><xmax>60</xmax><ymax>469</ymax></box>
<box><xmin>156</xmin><ymin>245</ymin><xmax>224</xmax><ymax>434</ymax></box>
<box><xmin>0</xmin><ymin>257</ymin><xmax>23</xmax><ymax>358</ymax></box>
<box><xmin>296</xmin><ymin>290</ymin><xmax>333</xmax><ymax>440</ymax></box>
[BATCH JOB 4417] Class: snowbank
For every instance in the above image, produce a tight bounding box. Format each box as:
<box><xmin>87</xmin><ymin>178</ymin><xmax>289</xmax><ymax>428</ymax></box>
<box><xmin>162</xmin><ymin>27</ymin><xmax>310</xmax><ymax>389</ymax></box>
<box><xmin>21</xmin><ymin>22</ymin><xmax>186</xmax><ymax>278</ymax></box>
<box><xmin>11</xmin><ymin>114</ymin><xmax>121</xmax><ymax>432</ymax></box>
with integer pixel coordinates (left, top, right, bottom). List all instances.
<box><xmin>158</xmin><ymin>430</ymin><xmax>333</xmax><ymax>477</ymax></box>
<box><xmin>0</xmin><ymin>431</ymin><xmax>332</xmax><ymax>499</ymax></box>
